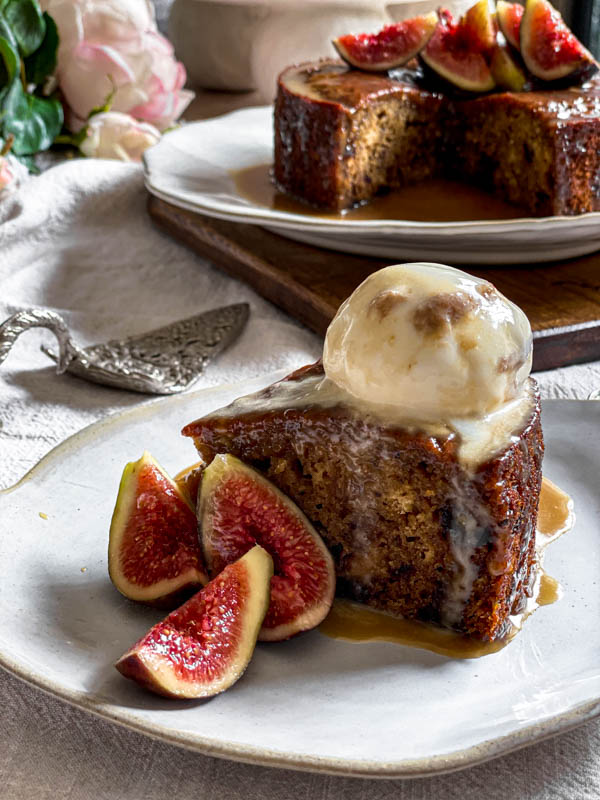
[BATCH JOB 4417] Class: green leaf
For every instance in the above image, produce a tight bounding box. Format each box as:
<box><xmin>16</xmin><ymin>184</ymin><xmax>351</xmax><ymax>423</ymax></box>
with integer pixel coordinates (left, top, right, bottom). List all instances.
<box><xmin>0</xmin><ymin>13</ymin><xmax>17</xmax><ymax>50</ymax></box>
<box><xmin>0</xmin><ymin>33</ymin><xmax>18</xmax><ymax>86</ymax></box>
<box><xmin>1</xmin><ymin>79</ymin><xmax>62</xmax><ymax>154</ymax></box>
<box><xmin>24</xmin><ymin>12</ymin><xmax>57</xmax><ymax>85</ymax></box>
<box><xmin>3</xmin><ymin>0</ymin><xmax>45</xmax><ymax>57</ymax></box>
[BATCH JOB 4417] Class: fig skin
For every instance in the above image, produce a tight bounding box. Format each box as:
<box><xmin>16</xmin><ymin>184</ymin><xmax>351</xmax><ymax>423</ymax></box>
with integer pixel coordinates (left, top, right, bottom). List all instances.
<box><xmin>115</xmin><ymin>545</ymin><xmax>273</xmax><ymax>699</ymax></box>
<box><xmin>421</xmin><ymin>8</ymin><xmax>496</xmax><ymax>94</ymax></box>
<box><xmin>520</xmin><ymin>0</ymin><xmax>599</xmax><ymax>84</ymax></box>
<box><xmin>332</xmin><ymin>13</ymin><xmax>438</xmax><ymax>72</ymax></box>
<box><xmin>496</xmin><ymin>1</ymin><xmax>524</xmax><ymax>51</ymax></box>
<box><xmin>108</xmin><ymin>451</ymin><xmax>208</xmax><ymax>608</ymax></box>
<box><xmin>199</xmin><ymin>454</ymin><xmax>336</xmax><ymax>642</ymax></box>
<box><xmin>491</xmin><ymin>43</ymin><xmax>527</xmax><ymax>91</ymax></box>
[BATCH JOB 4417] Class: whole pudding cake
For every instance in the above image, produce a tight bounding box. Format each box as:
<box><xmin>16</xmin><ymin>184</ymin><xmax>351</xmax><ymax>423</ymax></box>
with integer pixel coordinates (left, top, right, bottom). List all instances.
<box><xmin>275</xmin><ymin>62</ymin><xmax>600</xmax><ymax>215</ymax></box>
<box><xmin>183</xmin><ymin>264</ymin><xmax>544</xmax><ymax>642</ymax></box>
<box><xmin>274</xmin><ymin>1</ymin><xmax>600</xmax><ymax>216</ymax></box>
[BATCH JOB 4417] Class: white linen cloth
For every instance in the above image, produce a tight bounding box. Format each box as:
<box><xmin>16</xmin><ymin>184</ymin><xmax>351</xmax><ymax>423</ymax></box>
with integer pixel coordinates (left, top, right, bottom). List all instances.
<box><xmin>0</xmin><ymin>159</ymin><xmax>599</xmax><ymax>799</ymax></box>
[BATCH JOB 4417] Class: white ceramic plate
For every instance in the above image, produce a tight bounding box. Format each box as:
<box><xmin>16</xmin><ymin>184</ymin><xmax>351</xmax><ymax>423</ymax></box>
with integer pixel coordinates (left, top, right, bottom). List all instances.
<box><xmin>143</xmin><ymin>107</ymin><xmax>600</xmax><ymax>265</ymax></box>
<box><xmin>1</xmin><ymin>372</ymin><xmax>599</xmax><ymax>779</ymax></box>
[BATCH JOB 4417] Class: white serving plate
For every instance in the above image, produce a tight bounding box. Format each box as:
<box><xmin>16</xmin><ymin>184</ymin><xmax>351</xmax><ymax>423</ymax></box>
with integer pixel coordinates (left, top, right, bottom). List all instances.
<box><xmin>1</xmin><ymin>371</ymin><xmax>599</xmax><ymax>778</ymax></box>
<box><xmin>143</xmin><ymin>107</ymin><xmax>600</xmax><ymax>265</ymax></box>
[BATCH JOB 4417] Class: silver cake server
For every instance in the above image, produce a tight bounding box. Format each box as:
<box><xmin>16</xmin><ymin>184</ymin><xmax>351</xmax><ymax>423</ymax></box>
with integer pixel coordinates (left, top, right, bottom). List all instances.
<box><xmin>0</xmin><ymin>304</ymin><xmax>250</xmax><ymax>394</ymax></box>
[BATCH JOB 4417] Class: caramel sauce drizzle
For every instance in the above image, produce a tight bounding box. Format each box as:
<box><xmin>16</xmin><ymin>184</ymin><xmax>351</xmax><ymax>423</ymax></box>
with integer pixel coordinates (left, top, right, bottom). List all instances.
<box><xmin>319</xmin><ymin>599</ymin><xmax>509</xmax><ymax>659</ymax></box>
<box><xmin>231</xmin><ymin>163</ymin><xmax>527</xmax><ymax>222</ymax></box>
<box><xmin>319</xmin><ymin>477</ymin><xmax>573</xmax><ymax>658</ymax></box>
<box><xmin>178</xmin><ymin>453</ymin><xmax>572</xmax><ymax>658</ymax></box>
<box><xmin>536</xmin><ymin>476</ymin><xmax>574</xmax><ymax>542</ymax></box>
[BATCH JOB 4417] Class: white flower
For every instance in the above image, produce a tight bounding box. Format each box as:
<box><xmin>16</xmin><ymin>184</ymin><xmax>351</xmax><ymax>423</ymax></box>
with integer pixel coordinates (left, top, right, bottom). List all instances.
<box><xmin>79</xmin><ymin>111</ymin><xmax>160</xmax><ymax>161</ymax></box>
<box><xmin>40</xmin><ymin>0</ymin><xmax>194</xmax><ymax>131</ymax></box>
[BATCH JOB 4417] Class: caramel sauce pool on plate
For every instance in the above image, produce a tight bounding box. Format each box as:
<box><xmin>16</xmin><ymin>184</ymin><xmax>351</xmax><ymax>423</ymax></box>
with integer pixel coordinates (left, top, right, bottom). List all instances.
<box><xmin>231</xmin><ymin>163</ymin><xmax>527</xmax><ymax>222</ymax></box>
<box><xmin>319</xmin><ymin>477</ymin><xmax>573</xmax><ymax>658</ymax></box>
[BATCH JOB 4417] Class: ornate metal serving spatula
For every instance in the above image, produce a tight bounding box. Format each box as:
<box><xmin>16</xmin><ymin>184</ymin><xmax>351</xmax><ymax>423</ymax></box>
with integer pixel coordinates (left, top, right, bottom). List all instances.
<box><xmin>0</xmin><ymin>304</ymin><xmax>250</xmax><ymax>394</ymax></box>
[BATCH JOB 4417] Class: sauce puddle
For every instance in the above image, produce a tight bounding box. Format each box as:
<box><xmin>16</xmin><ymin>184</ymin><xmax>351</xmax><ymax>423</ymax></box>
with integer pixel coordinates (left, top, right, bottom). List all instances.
<box><xmin>319</xmin><ymin>476</ymin><xmax>574</xmax><ymax>658</ymax></box>
<box><xmin>319</xmin><ymin>600</ymin><xmax>508</xmax><ymax>659</ymax></box>
<box><xmin>231</xmin><ymin>163</ymin><xmax>527</xmax><ymax>222</ymax></box>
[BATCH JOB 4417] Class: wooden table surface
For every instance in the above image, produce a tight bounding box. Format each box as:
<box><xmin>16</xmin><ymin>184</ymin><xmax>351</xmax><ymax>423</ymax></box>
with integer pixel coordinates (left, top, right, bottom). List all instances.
<box><xmin>183</xmin><ymin>88</ymin><xmax>263</xmax><ymax>122</ymax></box>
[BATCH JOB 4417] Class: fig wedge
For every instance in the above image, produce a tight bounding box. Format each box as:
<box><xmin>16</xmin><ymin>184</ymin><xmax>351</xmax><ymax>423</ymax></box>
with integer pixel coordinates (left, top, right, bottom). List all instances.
<box><xmin>496</xmin><ymin>1</ymin><xmax>524</xmax><ymax>51</ymax></box>
<box><xmin>116</xmin><ymin>545</ymin><xmax>273</xmax><ymax>699</ymax></box>
<box><xmin>333</xmin><ymin>13</ymin><xmax>438</xmax><ymax>71</ymax></box>
<box><xmin>109</xmin><ymin>451</ymin><xmax>208</xmax><ymax>607</ymax></box>
<box><xmin>463</xmin><ymin>0</ymin><xmax>497</xmax><ymax>57</ymax></box>
<box><xmin>520</xmin><ymin>0</ymin><xmax>598</xmax><ymax>83</ymax></box>
<box><xmin>199</xmin><ymin>454</ymin><xmax>336</xmax><ymax>642</ymax></box>
<box><xmin>491</xmin><ymin>43</ymin><xmax>527</xmax><ymax>90</ymax></box>
<box><xmin>421</xmin><ymin>8</ymin><xmax>496</xmax><ymax>93</ymax></box>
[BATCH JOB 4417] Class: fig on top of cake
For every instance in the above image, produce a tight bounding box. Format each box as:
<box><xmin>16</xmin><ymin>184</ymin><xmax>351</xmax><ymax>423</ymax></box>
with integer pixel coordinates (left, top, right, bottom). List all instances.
<box><xmin>332</xmin><ymin>0</ymin><xmax>598</xmax><ymax>93</ymax></box>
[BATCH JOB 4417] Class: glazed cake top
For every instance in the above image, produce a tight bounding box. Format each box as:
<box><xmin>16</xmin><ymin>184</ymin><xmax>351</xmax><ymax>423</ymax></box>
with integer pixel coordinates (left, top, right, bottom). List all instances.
<box><xmin>279</xmin><ymin>60</ymin><xmax>430</xmax><ymax>111</ymax></box>
<box><xmin>279</xmin><ymin>59</ymin><xmax>600</xmax><ymax>123</ymax></box>
<box><xmin>183</xmin><ymin>363</ymin><xmax>539</xmax><ymax>474</ymax></box>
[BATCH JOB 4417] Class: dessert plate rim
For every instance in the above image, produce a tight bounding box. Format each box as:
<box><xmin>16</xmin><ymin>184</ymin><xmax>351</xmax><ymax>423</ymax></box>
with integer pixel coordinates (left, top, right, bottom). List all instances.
<box><xmin>1</xmin><ymin>371</ymin><xmax>599</xmax><ymax>779</ymax></box>
<box><xmin>143</xmin><ymin>106</ymin><xmax>600</xmax><ymax>264</ymax></box>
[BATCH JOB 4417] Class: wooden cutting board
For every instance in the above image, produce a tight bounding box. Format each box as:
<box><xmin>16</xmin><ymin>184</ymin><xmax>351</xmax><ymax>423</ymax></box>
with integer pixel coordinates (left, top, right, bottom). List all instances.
<box><xmin>148</xmin><ymin>195</ymin><xmax>600</xmax><ymax>373</ymax></box>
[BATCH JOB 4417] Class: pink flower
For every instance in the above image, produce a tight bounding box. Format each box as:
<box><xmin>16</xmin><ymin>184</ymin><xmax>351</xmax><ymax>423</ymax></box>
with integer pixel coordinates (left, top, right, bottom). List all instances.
<box><xmin>0</xmin><ymin>157</ymin><xmax>15</xmax><ymax>191</ymax></box>
<box><xmin>79</xmin><ymin>111</ymin><xmax>160</xmax><ymax>161</ymax></box>
<box><xmin>0</xmin><ymin>154</ymin><xmax>28</xmax><ymax>194</ymax></box>
<box><xmin>40</xmin><ymin>0</ymin><xmax>194</xmax><ymax>132</ymax></box>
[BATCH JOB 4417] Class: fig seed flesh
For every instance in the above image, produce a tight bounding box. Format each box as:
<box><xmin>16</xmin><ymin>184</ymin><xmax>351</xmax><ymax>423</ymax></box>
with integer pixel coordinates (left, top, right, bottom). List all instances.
<box><xmin>115</xmin><ymin>545</ymin><xmax>273</xmax><ymax>698</ymax></box>
<box><xmin>520</xmin><ymin>0</ymin><xmax>598</xmax><ymax>83</ymax></box>
<box><xmin>421</xmin><ymin>9</ymin><xmax>496</xmax><ymax>93</ymax></box>
<box><xmin>496</xmin><ymin>1</ymin><xmax>524</xmax><ymax>51</ymax></box>
<box><xmin>199</xmin><ymin>454</ymin><xmax>335</xmax><ymax>642</ymax></box>
<box><xmin>333</xmin><ymin>13</ymin><xmax>438</xmax><ymax>72</ymax></box>
<box><xmin>108</xmin><ymin>451</ymin><xmax>208</xmax><ymax>607</ymax></box>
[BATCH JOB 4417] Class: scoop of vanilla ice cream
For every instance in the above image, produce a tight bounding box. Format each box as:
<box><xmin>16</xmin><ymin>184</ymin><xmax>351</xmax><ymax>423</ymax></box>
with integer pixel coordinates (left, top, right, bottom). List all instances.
<box><xmin>323</xmin><ymin>263</ymin><xmax>532</xmax><ymax>420</ymax></box>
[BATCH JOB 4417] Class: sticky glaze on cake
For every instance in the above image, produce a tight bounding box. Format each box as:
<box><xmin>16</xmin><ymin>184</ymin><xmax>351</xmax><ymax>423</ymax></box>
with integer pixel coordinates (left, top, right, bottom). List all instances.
<box><xmin>183</xmin><ymin>264</ymin><xmax>544</xmax><ymax>642</ymax></box>
<box><xmin>184</xmin><ymin>363</ymin><xmax>543</xmax><ymax>642</ymax></box>
<box><xmin>274</xmin><ymin>60</ymin><xmax>600</xmax><ymax>216</ymax></box>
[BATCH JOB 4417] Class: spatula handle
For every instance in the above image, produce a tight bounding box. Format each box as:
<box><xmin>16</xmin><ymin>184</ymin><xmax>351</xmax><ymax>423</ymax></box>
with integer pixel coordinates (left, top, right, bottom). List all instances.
<box><xmin>0</xmin><ymin>308</ymin><xmax>77</xmax><ymax>373</ymax></box>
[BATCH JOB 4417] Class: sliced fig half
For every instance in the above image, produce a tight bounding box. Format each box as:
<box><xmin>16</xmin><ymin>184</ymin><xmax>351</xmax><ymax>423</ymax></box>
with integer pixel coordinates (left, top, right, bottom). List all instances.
<box><xmin>421</xmin><ymin>9</ymin><xmax>496</xmax><ymax>93</ymax></box>
<box><xmin>109</xmin><ymin>451</ymin><xmax>208</xmax><ymax>607</ymax></box>
<box><xmin>462</xmin><ymin>0</ymin><xmax>497</xmax><ymax>57</ymax></box>
<box><xmin>491</xmin><ymin>43</ymin><xmax>527</xmax><ymax>90</ymax></box>
<box><xmin>520</xmin><ymin>0</ymin><xmax>598</xmax><ymax>83</ymax></box>
<box><xmin>332</xmin><ymin>13</ymin><xmax>438</xmax><ymax>72</ymax></box>
<box><xmin>116</xmin><ymin>545</ymin><xmax>273</xmax><ymax>699</ymax></box>
<box><xmin>496</xmin><ymin>1</ymin><xmax>524</xmax><ymax>51</ymax></box>
<box><xmin>199</xmin><ymin>454</ymin><xmax>336</xmax><ymax>642</ymax></box>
